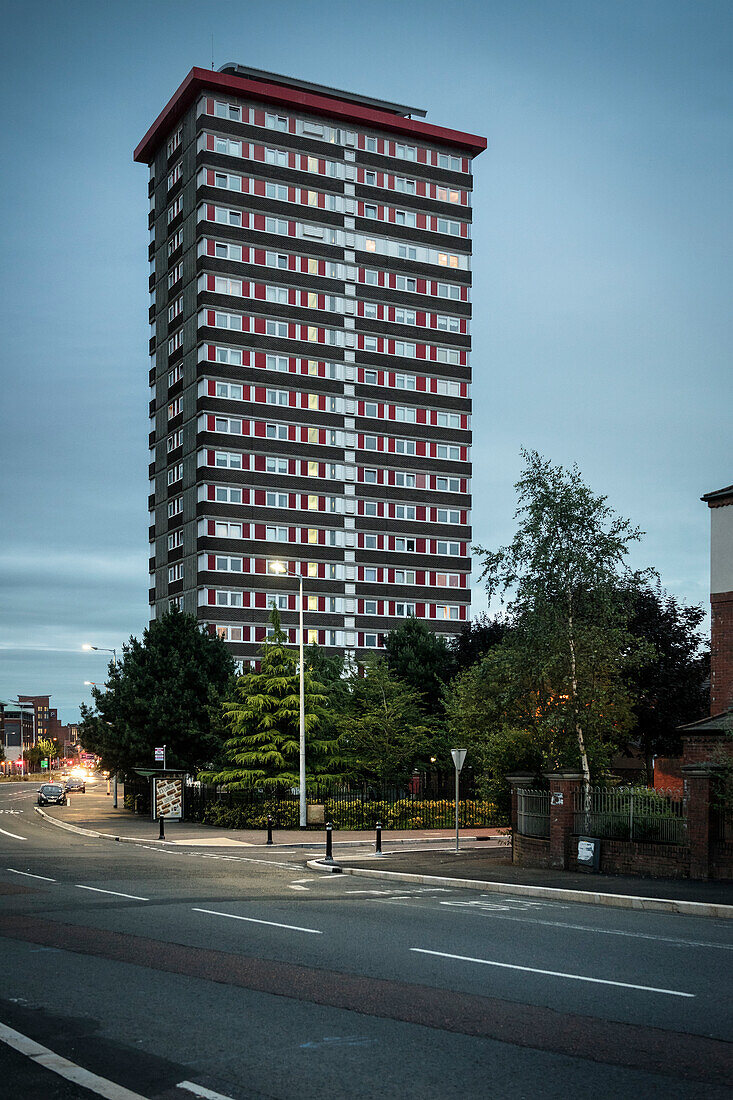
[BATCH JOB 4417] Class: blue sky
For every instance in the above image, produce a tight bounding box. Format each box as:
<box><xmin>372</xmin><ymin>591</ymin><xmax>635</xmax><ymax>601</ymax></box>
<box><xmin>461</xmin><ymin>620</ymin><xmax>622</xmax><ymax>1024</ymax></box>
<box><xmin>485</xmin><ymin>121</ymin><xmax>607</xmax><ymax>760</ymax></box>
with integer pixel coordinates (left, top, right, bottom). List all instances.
<box><xmin>0</xmin><ymin>0</ymin><xmax>730</xmax><ymax>721</ymax></box>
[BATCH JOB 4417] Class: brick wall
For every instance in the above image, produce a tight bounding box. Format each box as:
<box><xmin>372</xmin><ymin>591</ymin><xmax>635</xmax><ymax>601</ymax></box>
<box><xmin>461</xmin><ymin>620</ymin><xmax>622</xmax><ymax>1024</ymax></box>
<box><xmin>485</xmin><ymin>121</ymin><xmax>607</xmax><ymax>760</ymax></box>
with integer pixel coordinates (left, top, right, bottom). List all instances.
<box><xmin>710</xmin><ymin>590</ymin><xmax>733</xmax><ymax>714</ymax></box>
<box><xmin>653</xmin><ymin>757</ymin><xmax>683</xmax><ymax>795</ymax></box>
<box><xmin>711</xmin><ymin>842</ymin><xmax>733</xmax><ymax>880</ymax></box>
<box><xmin>513</xmin><ymin>833</ymin><xmax>552</xmax><ymax>869</ymax></box>
<box><xmin>567</xmin><ymin>837</ymin><xmax>690</xmax><ymax>878</ymax></box>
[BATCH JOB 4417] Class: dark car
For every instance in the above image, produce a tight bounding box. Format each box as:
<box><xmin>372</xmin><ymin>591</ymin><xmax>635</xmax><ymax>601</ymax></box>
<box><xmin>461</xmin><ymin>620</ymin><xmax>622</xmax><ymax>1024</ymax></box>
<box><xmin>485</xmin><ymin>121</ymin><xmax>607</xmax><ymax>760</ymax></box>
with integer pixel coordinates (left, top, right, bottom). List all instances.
<box><xmin>65</xmin><ymin>777</ymin><xmax>86</xmax><ymax>793</ymax></box>
<box><xmin>37</xmin><ymin>784</ymin><xmax>66</xmax><ymax>806</ymax></box>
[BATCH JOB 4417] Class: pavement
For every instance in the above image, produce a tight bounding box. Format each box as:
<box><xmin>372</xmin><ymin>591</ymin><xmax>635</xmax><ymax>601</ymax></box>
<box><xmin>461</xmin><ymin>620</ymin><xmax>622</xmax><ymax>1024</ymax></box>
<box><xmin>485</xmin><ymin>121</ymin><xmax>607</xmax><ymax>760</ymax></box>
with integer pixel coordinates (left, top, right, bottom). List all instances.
<box><xmin>33</xmin><ymin>779</ymin><xmax>733</xmax><ymax>917</ymax></box>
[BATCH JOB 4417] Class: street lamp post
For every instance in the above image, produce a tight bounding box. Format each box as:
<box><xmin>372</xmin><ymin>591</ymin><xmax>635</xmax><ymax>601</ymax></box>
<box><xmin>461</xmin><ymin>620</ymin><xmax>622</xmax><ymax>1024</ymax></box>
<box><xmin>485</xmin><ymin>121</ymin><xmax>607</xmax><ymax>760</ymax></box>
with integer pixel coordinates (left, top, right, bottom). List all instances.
<box><xmin>83</xmin><ymin>644</ymin><xmax>120</xmax><ymax>807</ymax></box>
<box><xmin>271</xmin><ymin>561</ymin><xmax>306</xmax><ymax>828</ymax></box>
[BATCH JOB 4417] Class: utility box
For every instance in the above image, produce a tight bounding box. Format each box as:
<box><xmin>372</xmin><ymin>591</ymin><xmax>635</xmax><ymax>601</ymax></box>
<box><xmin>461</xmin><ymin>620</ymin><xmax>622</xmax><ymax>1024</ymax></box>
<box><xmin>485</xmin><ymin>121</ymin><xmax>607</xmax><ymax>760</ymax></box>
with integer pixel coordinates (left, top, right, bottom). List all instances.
<box><xmin>307</xmin><ymin>803</ymin><xmax>325</xmax><ymax>825</ymax></box>
<box><xmin>576</xmin><ymin>835</ymin><xmax>601</xmax><ymax>872</ymax></box>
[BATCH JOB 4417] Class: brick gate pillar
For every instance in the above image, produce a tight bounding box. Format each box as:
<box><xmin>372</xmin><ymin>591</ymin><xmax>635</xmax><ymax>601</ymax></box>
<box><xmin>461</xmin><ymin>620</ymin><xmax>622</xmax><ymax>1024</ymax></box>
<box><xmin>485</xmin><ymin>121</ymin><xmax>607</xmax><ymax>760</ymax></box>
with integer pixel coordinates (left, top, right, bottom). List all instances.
<box><xmin>544</xmin><ymin>771</ymin><xmax>584</xmax><ymax>870</ymax></box>
<box><xmin>681</xmin><ymin>763</ymin><xmax>713</xmax><ymax>880</ymax></box>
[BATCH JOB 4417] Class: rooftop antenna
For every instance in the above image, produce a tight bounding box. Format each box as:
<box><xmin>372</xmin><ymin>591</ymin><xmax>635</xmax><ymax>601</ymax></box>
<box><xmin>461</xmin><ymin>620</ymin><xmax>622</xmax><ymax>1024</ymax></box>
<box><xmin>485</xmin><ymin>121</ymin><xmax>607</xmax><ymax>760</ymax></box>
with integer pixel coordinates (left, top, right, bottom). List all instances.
<box><xmin>211</xmin><ymin>34</ymin><xmax>214</xmax><ymax>71</ymax></box>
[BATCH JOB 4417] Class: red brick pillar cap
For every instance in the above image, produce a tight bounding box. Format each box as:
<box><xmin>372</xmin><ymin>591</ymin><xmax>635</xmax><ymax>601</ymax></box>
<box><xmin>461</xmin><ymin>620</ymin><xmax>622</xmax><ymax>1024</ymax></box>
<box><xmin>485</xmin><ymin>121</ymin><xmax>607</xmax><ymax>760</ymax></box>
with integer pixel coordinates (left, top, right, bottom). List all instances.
<box><xmin>680</xmin><ymin>762</ymin><xmax>716</xmax><ymax>777</ymax></box>
<box><xmin>505</xmin><ymin>773</ymin><xmax>536</xmax><ymax>787</ymax></box>
<box><xmin>542</xmin><ymin>771</ymin><xmax>584</xmax><ymax>781</ymax></box>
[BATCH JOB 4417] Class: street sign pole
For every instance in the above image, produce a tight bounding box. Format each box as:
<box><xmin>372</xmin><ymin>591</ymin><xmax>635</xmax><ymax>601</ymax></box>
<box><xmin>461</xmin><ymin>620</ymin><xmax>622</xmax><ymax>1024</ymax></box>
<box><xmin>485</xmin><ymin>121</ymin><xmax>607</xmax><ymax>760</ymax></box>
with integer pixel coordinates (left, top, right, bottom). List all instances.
<box><xmin>450</xmin><ymin>748</ymin><xmax>467</xmax><ymax>853</ymax></box>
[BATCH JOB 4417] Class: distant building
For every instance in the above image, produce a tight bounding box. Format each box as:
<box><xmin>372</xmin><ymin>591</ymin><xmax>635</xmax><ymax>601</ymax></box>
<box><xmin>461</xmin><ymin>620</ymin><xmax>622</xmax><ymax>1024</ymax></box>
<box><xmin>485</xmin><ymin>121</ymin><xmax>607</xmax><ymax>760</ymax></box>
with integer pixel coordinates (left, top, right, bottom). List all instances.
<box><xmin>134</xmin><ymin>65</ymin><xmax>486</xmax><ymax>666</ymax></box>
<box><xmin>0</xmin><ymin>704</ymin><xmax>34</xmax><ymax>766</ymax></box>
<box><xmin>701</xmin><ymin>484</ymin><xmax>733</xmax><ymax>713</ymax></box>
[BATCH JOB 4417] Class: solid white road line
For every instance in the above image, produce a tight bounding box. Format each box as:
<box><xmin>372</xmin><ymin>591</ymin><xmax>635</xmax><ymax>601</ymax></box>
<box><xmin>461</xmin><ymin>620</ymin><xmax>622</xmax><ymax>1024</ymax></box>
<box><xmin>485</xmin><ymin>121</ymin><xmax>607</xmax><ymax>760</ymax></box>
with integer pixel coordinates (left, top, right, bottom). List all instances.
<box><xmin>410</xmin><ymin>948</ymin><xmax>695</xmax><ymax>997</ymax></box>
<box><xmin>192</xmin><ymin>907</ymin><xmax>322</xmax><ymax>934</ymax></box>
<box><xmin>177</xmin><ymin>1080</ymin><xmax>237</xmax><ymax>1100</ymax></box>
<box><xmin>0</xmin><ymin>1021</ymin><xmax>147</xmax><ymax>1100</ymax></box>
<box><xmin>75</xmin><ymin>885</ymin><xmax>149</xmax><ymax>901</ymax></box>
<box><xmin>6</xmin><ymin>868</ymin><xmax>56</xmax><ymax>882</ymax></box>
<box><xmin>288</xmin><ymin>885</ymin><xmax>309</xmax><ymax>891</ymax></box>
<box><xmin>0</xmin><ymin>827</ymin><xmax>26</xmax><ymax>840</ymax></box>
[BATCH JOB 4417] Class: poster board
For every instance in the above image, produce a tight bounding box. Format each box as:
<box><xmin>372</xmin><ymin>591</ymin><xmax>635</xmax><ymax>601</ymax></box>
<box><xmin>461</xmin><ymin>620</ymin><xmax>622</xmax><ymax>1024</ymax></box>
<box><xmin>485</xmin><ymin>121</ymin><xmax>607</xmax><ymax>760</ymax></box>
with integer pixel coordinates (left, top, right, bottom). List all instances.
<box><xmin>153</xmin><ymin>777</ymin><xmax>183</xmax><ymax>820</ymax></box>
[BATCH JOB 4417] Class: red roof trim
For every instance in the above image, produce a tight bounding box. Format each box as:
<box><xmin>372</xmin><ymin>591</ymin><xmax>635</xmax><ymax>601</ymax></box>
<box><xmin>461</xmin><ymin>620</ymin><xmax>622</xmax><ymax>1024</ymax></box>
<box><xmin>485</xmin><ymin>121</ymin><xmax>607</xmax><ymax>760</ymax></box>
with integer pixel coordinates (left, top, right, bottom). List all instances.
<box><xmin>134</xmin><ymin>68</ymin><xmax>487</xmax><ymax>164</ymax></box>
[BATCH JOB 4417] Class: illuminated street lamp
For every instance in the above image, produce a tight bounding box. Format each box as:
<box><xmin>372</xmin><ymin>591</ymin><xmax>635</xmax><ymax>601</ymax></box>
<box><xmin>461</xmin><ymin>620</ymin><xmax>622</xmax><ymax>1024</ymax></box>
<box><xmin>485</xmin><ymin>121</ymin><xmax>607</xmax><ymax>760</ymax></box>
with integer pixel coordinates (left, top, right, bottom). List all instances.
<box><xmin>82</xmin><ymin>643</ymin><xmax>118</xmax><ymax>667</ymax></box>
<box><xmin>270</xmin><ymin>560</ymin><xmax>306</xmax><ymax>828</ymax></box>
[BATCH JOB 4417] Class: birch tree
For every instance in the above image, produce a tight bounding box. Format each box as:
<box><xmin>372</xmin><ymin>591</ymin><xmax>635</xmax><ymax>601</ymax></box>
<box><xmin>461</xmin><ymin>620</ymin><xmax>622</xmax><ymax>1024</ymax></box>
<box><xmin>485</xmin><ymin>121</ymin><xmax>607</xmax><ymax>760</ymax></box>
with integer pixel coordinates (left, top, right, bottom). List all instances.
<box><xmin>474</xmin><ymin>450</ymin><xmax>651</xmax><ymax>791</ymax></box>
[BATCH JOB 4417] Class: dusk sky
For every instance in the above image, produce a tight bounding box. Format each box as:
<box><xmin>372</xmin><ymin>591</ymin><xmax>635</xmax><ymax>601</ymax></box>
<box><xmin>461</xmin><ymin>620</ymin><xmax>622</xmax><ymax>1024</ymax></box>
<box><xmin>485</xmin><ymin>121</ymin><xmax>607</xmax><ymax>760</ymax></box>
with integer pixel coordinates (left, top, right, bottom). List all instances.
<box><xmin>0</xmin><ymin>0</ymin><xmax>730</xmax><ymax>722</ymax></box>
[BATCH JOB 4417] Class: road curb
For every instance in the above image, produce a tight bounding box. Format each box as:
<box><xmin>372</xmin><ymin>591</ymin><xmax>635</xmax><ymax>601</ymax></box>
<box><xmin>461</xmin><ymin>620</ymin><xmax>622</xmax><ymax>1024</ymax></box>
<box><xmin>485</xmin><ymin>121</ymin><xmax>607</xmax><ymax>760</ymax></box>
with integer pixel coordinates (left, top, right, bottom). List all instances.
<box><xmin>305</xmin><ymin>860</ymin><xmax>733</xmax><ymax>919</ymax></box>
<box><xmin>34</xmin><ymin>806</ymin><xmax>161</xmax><ymax>845</ymax></box>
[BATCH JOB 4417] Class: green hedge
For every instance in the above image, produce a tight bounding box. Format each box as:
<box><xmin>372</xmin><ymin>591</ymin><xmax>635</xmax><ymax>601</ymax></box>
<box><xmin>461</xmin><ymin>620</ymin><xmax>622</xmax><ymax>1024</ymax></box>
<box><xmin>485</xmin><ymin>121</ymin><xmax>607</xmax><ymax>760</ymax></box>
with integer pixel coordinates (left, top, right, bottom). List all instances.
<box><xmin>196</xmin><ymin>797</ymin><xmax>505</xmax><ymax>831</ymax></box>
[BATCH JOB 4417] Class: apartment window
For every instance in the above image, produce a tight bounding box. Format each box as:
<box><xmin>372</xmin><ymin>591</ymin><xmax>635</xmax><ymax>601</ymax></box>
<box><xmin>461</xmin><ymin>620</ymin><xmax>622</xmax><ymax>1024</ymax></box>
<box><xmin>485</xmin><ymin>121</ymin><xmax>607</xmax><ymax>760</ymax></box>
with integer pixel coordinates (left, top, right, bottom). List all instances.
<box><xmin>394</xmin><ymin>472</ymin><xmax>416</xmax><ymax>488</ymax></box>
<box><xmin>214</xmin><ymin>101</ymin><xmax>241</xmax><ymax>121</ymax></box>
<box><xmin>267</xmin><ymin>492</ymin><xmax>288</xmax><ymax>508</ymax></box>
<box><xmin>266</xmin><ymin>354</ymin><xmax>289</xmax><ymax>373</ymax></box>
<box><xmin>394</xmin><ymin>538</ymin><xmax>415</xmax><ymax>552</ymax></box>
<box><xmin>168</xmin><ymin>563</ymin><xmax>183</xmax><ymax>582</ymax></box>
<box><xmin>215</xmin><ymin>382</ymin><xmax>242</xmax><ymax>399</ymax></box>
<box><xmin>266</xmin><ymin>182</ymin><xmax>288</xmax><ymax>202</ymax></box>
<box><xmin>214</xmin><ymin>555</ymin><xmax>243</xmax><ymax>571</ymax></box>
<box><xmin>213</xmin><ymin>207</ymin><xmax>242</xmax><ymax>227</ymax></box>
<box><xmin>394</xmin><ymin>374</ymin><xmax>416</xmax><ymax>391</ymax></box>
<box><xmin>168</xmin><ymin>229</ymin><xmax>183</xmax><ymax>255</ymax></box>
<box><xmin>364</xmin><ymin>568</ymin><xmax>378</xmax><ymax>582</ymax></box>
<box><xmin>267</xmin><ymin>457</ymin><xmax>289</xmax><ymax>473</ymax></box>
<box><xmin>394</xmin><ymin>308</ymin><xmax>415</xmax><ymax>325</ymax></box>
<box><xmin>167</xmin><ymin>196</ymin><xmax>182</xmax><ymax>223</ymax></box>
<box><xmin>364</xmin><ymin>171</ymin><xmax>376</xmax><ymax>185</ymax></box>
<box><xmin>214</xmin><ymin>242</ymin><xmax>242</xmax><ymax>261</ymax></box>
<box><xmin>365</xmin><ymin>238</ymin><xmax>377</xmax><ymax>252</ymax></box>
<box><xmin>364</xmin><ymin>204</ymin><xmax>377</xmax><ymax>219</ymax></box>
<box><xmin>266</xmin><ymin>113</ymin><xmax>288</xmax><ymax>132</ymax></box>
<box><xmin>395</xmin><ymin>603</ymin><xmax>415</xmax><ymax>617</ymax></box>
<box><xmin>364</xmin><ymin>600</ymin><xmax>377</xmax><ymax>614</ymax></box>
<box><xmin>436</xmin><ymin>347</ymin><xmax>460</xmax><ymax>364</ymax></box>
<box><xmin>168</xmin><ymin>262</ymin><xmax>183</xmax><ymax>288</ymax></box>
<box><xmin>214</xmin><ymin>311</ymin><xmax>242</xmax><ymax>331</ymax></box>
<box><xmin>168</xmin><ymin>364</ymin><xmax>183</xmax><ymax>387</ymax></box>
<box><xmin>363</xmin><ymin>370</ymin><xmax>378</xmax><ymax>385</ymax></box>
<box><xmin>394</xmin><ymin>570</ymin><xmax>415</xmax><ymax>584</ymax></box>
<box><xmin>265</xmin><ymin>217</ymin><xmax>289</xmax><ymax>236</ymax></box>
<box><xmin>394</xmin><ymin>210</ymin><xmax>416</xmax><ymax>227</ymax></box>
<box><xmin>265</xmin><ymin>526</ymin><xmax>288</xmax><ymax>543</ymax></box>
<box><xmin>364</xmin><ymin>269</ymin><xmax>378</xmax><ymax>285</ymax></box>
<box><xmin>167</xmin><ymin>497</ymin><xmax>183</xmax><ymax>517</ymax></box>
<box><xmin>436</xmin><ymin>412</ymin><xmax>461</xmax><ymax>429</ymax></box>
<box><xmin>214</xmin><ymin>137</ymin><xmax>242</xmax><ymax>156</ymax></box>
<box><xmin>266</xmin><ymin>388</ymin><xmax>288</xmax><ymax>406</ymax></box>
<box><xmin>397</xmin><ymin>245</ymin><xmax>417</xmax><ymax>261</ymax></box>
<box><xmin>436</xmin><ymin>476</ymin><xmax>460</xmax><ymax>491</ymax></box>
<box><xmin>436</xmin><ymin>380</ymin><xmax>461</xmax><ymax>397</ymax></box>
<box><xmin>214</xmin><ymin>451</ymin><xmax>243</xmax><ymax>469</ymax></box>
<box><xmin>394</xmin><ymin>439</ymin><xmax>415</xmax><ymax>455</ymax></box>
<box><xmin>394</xmin><ymin>407</ymin><xmax>416</xmax><ymax>424</ymax></box>
<box><xmin>215</xmin><ymin>347</ymin><xmax>242</xmax><ymax>365</ymax></box>
<box><xmin>167</xmin><ymin>163</ymin><xmax>182</xmax><ymax>189</ymax></box>
<box><xmin>363</xmin><ymin>469</ymin><xmax>378</xmax><ymax>483</ymax></box>
<box><xmin>395</xmin><ymin>275</ymin><xmax>417</xmax><ymax>293</ymax></box>
<box><xmin>363</xmin><ymin>633</ymin><xmax>379</xmax><ymax>648</ymax></box>
<box><xmin>167</xmin><ymin>327</ymin><xmax>182</xmax><ymax>354</ymax></box>
<box><xmin>394</xmin><ymin>504</ymin><xmax>416</xmax><ymax>520</ymax></box>
<box><xmin>267</xmin><ymin>320</ymin><xmax>289</xmax><ymax>339</ymax></box>
<box><xmin>167</xmin><ymin>128</ymin><xmax>182</xmax><ymax>157</ymax></box>
<box><xmin>395</xmin><ymin>144</ymin><xmax>416</xmax><ymax>161</ymax></box>
<box><xmin>214</xmin><ymin>276</ymin><xmax>242</xmax><ymax>295</ymax></box>
<box><xmin>168</xmin><ymin>530</ymin><xmax>183</xmax><ymax>550</ymax></box>
<box><xmin>168</xmin><ymin>297</ymin><xmax>183</xmax><ymax>322</ymax></box>
<box><xmin>167</xmin><ymin>463</ymin><xmax>183</xmax><ymax>485</ymax></box>
<box><xmin>436</xmin><ymin>508</ymin><xmax>461</xmax><ymax>524</ymax></box>
<box><xmin>168</xmin><ymin>398</ymin><xmax>181</xmax><ymax>419</ymax></box>
<box><xmin>167</xmin><ymin>430</ymin><xmax>183</xmax><ymax>452</ymax></box>
<box><xmin>437</xmin><ymin>153</ymin><xmax>461</xmax><ymax>172</ymax></box>
<box><xmin>215</xmin><ymin>486</ymin><xmax>242</xmax><ymax>503</ymax></box>
<box><xmin>436</xmin><ymin>541</ymin><xmax>461</xmax><ymax>556</ymax></box>
<box><xmin>435</xmin><ymin>445</ymin><xmax>461</xmax><ymax>460</ymax></box>
<box><xmin>214</xmin><ymin>521</ymin><xmax>243</xmax><ymax>538</ymax></box>
<box><xmin>214</xmin><ymin>417</ymin><xmax>242</xmax><ymax>434</ymax></box>
<box><xmin>363</xmin><ymin>336</ymin><xmax>378</xmax><ymax>352</ymax></box>
<box><xmin>266</xmin><ymin>423</ymin><xmax>288</xmax><ymax>440</ymax></box>
<box><xmin>364</xmin><ymin>535</ymin><xmax>378</xmax><ymax>549</ymax></box>
<box><xmin>266</xmin><ymin>286</ymin><xmax>289</xmax><ymax>304</ymax></box>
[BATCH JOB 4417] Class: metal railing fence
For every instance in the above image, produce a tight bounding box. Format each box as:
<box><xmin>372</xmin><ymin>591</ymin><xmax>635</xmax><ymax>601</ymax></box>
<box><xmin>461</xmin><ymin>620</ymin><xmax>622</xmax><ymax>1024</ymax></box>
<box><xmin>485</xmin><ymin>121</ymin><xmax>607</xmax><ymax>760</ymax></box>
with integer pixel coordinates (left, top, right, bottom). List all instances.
<box><xmin>516</xmin><ymin>789</ymin><xmax>550</xmax><ymax>837</ymax></box>
<box><xmin>573</xmin><ymin>786</ymin><xmax>686</xmax><ymax>844</ymax></box>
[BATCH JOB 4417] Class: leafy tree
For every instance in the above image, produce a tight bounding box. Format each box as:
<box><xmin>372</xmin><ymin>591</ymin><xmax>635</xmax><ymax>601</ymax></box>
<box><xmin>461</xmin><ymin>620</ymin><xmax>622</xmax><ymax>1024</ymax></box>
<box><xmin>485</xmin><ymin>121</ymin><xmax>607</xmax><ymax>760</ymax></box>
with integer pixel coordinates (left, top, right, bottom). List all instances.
<box><xmin>474</xmin><ymin>450</ymin><xmax>651</xmax><ymax>788</ymax></box>
<box><xmin>23</xmin><ymin>737</ymin><xmax>58</xmax><ymax>772</ymax></box>
<box><xmin>450</xmin><ymin>613</ymin><xmax>508</xmax><ymax>672</ymax></box>
<box><xmin>384</xmin><ymin>616</ymin><xmax>457</xmax><ymax>712</ymax></box>
<box><xmin>339</xmin><ymin>656</ymin><xmax>437</xmax><ymax>783</ymax></box>
<box><xmin>203</xmin><ymin>609</ymin><xmax>343</xmax><ymax>789</ymax></box>
<box><xmin>78</xmin><ymin>608</ymin><xmax>235</xmax><ymax>775</ymax></box>
<box><xmin>625</xmin><ymin>583</ymin><xmax>709</xmax><ymax>775</ymax></box>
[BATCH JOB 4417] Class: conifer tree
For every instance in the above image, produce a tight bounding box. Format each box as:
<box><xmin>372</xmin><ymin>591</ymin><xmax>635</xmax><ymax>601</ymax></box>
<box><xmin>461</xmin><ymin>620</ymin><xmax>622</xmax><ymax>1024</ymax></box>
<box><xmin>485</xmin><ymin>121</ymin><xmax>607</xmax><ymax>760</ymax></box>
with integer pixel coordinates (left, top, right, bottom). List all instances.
<box><xmin>203</xmin><ymin>608</ymin><xmax>343</xmax><ymax>789</ymax></box>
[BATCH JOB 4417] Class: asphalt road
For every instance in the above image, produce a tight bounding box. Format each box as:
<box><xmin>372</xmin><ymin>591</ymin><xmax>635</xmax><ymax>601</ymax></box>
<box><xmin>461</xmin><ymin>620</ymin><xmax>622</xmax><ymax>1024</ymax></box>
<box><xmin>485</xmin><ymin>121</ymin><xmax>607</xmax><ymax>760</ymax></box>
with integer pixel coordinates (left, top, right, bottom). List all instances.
<box><xmin>0</xmin><ymin>781</ymin><xmax>731</xmax><ymax>1099</ymax></box>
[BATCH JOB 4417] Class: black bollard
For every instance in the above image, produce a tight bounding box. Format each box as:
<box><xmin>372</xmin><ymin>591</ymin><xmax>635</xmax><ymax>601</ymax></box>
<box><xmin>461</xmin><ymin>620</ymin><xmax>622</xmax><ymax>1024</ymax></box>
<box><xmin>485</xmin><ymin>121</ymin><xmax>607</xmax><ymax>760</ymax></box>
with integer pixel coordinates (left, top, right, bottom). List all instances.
<box><xmin>324</xmin><ymin>821</ymin><xmax>334</xmax><ymax>864</ymax></box>
<box><xmin>375</xmin><ymin>820</ymin><xmax>383</xmax><ymax>855</ymax></box>
<box><xmin>158</xmin><ymin>815</ymin><xmax>165</xmax><ymax>840</ymax></box>
<box><xmin>266</xmin><ymin>815</ymin><xmax>273</xmax><ymax>846</ymax></box>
